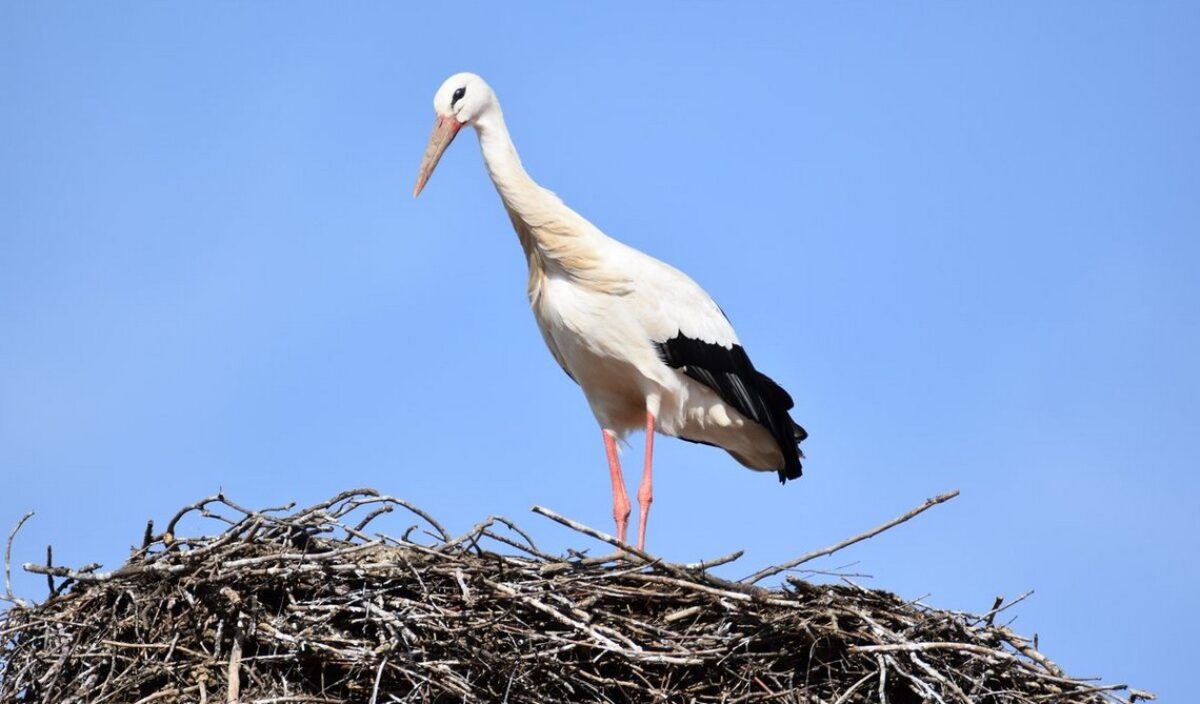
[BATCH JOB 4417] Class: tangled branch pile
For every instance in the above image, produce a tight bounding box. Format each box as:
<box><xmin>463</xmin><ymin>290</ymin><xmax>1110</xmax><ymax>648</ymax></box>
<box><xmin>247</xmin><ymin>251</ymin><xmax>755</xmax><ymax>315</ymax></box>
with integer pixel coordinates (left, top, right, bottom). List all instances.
<box><xmin>1</xmin><ymin>489</ymin><xmax>1149</xmax><ymax>703</ymax></box>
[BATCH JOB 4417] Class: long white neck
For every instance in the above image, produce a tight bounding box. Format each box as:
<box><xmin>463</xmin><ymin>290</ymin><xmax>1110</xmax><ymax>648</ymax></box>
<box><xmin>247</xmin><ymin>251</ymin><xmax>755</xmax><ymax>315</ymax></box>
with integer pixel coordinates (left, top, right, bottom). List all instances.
<box><xmin>469</xmin><ymin>102</ymin><xmax>627</xmax><ymax>298</ymax></box>
<box><xmin>473</xmin><ymin>106</ymin><xmax>556</xmax><ymax>223</ymax></box>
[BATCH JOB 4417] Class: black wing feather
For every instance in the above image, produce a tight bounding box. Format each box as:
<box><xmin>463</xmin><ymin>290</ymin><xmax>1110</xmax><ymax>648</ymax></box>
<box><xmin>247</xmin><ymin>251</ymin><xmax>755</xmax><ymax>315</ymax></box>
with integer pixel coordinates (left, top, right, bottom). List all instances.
<box><xmin>655</xmin><ymin>334</ymin><xmax>806</xmax><ymax>483</ymax></box>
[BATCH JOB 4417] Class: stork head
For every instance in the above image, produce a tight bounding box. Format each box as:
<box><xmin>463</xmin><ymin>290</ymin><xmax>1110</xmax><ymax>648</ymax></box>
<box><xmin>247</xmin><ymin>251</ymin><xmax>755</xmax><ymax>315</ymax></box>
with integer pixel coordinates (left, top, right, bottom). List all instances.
<box><xmin>413</xmin><ymin>72</ymin><xmax>496</xmax><ymax>198</ymax></box>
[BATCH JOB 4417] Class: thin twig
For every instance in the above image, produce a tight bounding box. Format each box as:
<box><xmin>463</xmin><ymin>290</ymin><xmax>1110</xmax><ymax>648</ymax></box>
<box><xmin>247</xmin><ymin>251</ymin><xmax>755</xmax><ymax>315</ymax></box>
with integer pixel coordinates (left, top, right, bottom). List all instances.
<box><xmin>3</xmin><ymin>510</ymin><xmax>34</xmax><ymax>607</ymax></box>
<box><xmin>531</xmin><ymin>505</ymin><xmax>762</xmax><ymax>596</ymax></box>
<box><xmin>369</xmin><ymin>657</ymin><xmax>387</xmax><ymax>704</ymax></box>
<box><xmin>741</xmin><ymin>490</ymin><xmax>960</xmax><ymax>584</ymax></box>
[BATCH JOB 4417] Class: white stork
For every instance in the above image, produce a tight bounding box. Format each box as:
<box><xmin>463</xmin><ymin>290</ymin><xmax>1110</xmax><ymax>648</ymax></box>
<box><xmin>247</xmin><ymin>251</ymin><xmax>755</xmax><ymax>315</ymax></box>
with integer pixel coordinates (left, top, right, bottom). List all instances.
<box><xmin>413</xmin><ymin>73</ymin><xmax>807</xmax><ymax>550</ymax></box>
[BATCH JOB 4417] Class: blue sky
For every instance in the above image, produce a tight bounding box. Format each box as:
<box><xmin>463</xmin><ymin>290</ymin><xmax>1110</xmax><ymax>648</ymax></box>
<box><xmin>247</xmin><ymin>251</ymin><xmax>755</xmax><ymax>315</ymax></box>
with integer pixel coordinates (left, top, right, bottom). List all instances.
<box><xmin>2</xmin><ymin>2</ymin><xmax>1196</xmax><ymax>698</ymax></box>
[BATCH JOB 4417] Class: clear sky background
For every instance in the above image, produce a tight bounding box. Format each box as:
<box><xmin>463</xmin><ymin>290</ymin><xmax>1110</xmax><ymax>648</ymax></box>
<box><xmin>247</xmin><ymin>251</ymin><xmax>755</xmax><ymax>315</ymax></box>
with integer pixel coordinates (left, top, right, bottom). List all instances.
<box><xmin>2</xmin><ymin>2</ymin><xmax>1196</xmax><ymax>699</ymax></box>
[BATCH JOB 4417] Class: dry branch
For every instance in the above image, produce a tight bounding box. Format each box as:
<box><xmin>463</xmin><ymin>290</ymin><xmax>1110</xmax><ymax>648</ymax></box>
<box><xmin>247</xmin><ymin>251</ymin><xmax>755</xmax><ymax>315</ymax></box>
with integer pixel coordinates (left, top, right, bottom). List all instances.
<box><xmin>741</xmin><ymin>490</ymin><xmax>961</xmax><ymax>584</ymax></box>
<box><xmin>2</xmin><ymin>511</ymin><xmax>34</xmax><ymax>609</ymax></box>
<box><xmin>0</xmin><ymin>489</ymin><xmax>1150</xmax><ymax>704</ymax></box>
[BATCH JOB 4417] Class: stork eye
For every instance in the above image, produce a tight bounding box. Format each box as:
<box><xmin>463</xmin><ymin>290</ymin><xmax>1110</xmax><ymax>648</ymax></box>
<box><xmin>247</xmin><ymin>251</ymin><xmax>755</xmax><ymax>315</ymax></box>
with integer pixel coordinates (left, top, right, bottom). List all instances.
<box><xmin>451</xmin><ymin>87</ymin><xmax>466</xmax><ymax>106</ymax></box>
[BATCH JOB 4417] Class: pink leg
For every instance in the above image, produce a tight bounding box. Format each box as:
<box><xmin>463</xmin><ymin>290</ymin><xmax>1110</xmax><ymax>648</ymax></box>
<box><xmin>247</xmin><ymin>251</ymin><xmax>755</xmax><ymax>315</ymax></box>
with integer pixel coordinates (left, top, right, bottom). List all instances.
<box><xmin>636</xmin><ymin>412</ymin><xmax>655</xmax><ymax>551</ymax></box>
<box><xmin>602</xmin><ymin>429</ymin><xmax>632</xmax><ymax>544</ymax></box>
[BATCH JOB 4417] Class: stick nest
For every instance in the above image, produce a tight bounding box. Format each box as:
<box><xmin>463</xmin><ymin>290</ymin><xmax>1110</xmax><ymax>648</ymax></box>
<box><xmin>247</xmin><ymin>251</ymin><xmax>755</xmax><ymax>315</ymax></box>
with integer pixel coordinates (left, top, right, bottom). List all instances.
<box><xmin>1</xmin><ymin>489</ymin><xmax>1149</xmax><ymax>703</ymax></box>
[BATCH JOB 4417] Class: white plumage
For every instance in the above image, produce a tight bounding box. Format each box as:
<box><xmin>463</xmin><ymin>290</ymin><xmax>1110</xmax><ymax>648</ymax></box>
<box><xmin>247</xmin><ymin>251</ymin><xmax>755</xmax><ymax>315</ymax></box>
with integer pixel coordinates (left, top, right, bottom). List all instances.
<box><xmin>414</xmin><ymin>73</ymin><xmax>806</xmax><ymax>549</ymax></box>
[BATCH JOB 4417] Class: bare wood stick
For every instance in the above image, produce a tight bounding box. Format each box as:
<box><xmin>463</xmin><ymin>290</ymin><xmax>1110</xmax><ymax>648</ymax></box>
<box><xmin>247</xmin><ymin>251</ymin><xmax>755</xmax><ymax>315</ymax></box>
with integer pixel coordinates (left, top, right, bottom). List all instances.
<box><xmin>995</xmin><ymin>624</ymin><xmax>1065</xmax><ymax>676</ymax></box>
<box><xmin>531</xmin><ymin>505</ymin><xmax>650</xmax><ymax>557</ymax></box>
<box><xmin>290</xmin><ymin>488</ymin><xmax>379</xmax><ymax>521</ymax></box>
<box><xmin>538</xmin><ymin>551</ymin><xmax>625</xmax><ymax>575</ymax></box>
<box><xmin>24</xmin><ymin>561</ymin><xmax>188</xmax><ymax>582</ymax></box>
<box><xmin>369</xmin><ymin>657</ymin><xmax>387</xmax><ymax>704</ymax></box>
<box><xmin>852</xmin><ymin>639</ymin><xmax>1095</xmax><ymax>684</ymax></box>
<box><xmin>348</xmin><ymin>494</ymin><xmax>450</xmax><ymax>542</ymax></box>
<box><xmin>353</xmin><ymin>505</ymin><xmax>393</xmax><ymax>534</ymax></box>
<box><xmin>478</xmin><ymin>529</ymin><xmax>559</xmax><ymax>562</ymax></box>
<box><xmin>877</xmin><ymin>655</ymin><xmax>889</xmax><ymax>704</ymax></box>
<box><xmin>4</xmin><ymin>510</ymin><xmax>34</xmax><ymax>606</ymax></box>
<box><xmin>684</xmin><ymin>550</ymin><xmax>744</xmax><ymax>571</ymax></box>
<box><xmin>974</xmin><ymin>590</ymin><xmax>1034</xmax><ymax>628</ymax></box>
<box><xmin>163</xmin><ymin>493</ymin><xmax>225</xmax><ymax>542</ymax></box>
<box><xmin>99</xmin><ymin>638</ymin><xmax>209</xmax><ymax>661</ymax></box>
<box><xmin>662</xmin><ymin>605</ymin><xmax>702</xmax><ymax>623</ymax></box>
<box><xmin>484</xmin><ymin>578</ymin><xmax>621</xmax><ymax>651</ymax></box>
<box><xmin>853</xmin><ymin>641</ymin><xmax>1020</xmax><ymax>659</ymax></box>
<box><xmin>132</xmin><ymin>685</ymin><xmax>201</xmax><ymax>704</ymax></box>
<box><xmin>440</xmin><ymin>517</ymin><xmax>502</xmax><ymax>551</ymax></box>
<box><xmin>741</xmin><ymin>489</ymin><xmax>960</xmax><ymax>584</ymax></box>
<box><xmin>831</xmin><ymin>671</ymin><xmax>877</xmax><ymax>704</ymax></box>
<box><xmin>909</xmin><ymin>653</ymin><xmax>971</xmax><ymax>704</ymax></box>
<box><xmin>530</xmin><ymin>505</ymin><xmax>763</xmax><ymax>596</ymax></box>
<box><xmin>141</xmin><ymin>520</ymin><xmax>154</xmax><ymax>551</ymax></box>
<box><xmin>985</xmin><ymin>595</ymin><xmax>1005</xmax><ymax>626</ymax></box>
<box><xmin>245</xmin><ymin>697</ymin><xmax>345</xmax><ymax>704</ymax></box>
<box><xmin>485</xmin><ymin>515</ymin><xmax>541</xmax><ymax>554</ymax></box>
<box><xmin>223</xmin><ymin>541</ymin><xmax>382</xmax><ymax>568</ymax></box>
<box><xmin>45</xmin><ymin>544</ymin><xmax>55</xmax><ymax>598</ymax></box>
<box><xmin>227</xmin><ymin>620</ymin><xmax>244</xmax><ymax>704</ymax></box>
<box><xmin>887</xmin><ymin>654</ymin><xmax>943</xmax><ymax>704</ymax></box>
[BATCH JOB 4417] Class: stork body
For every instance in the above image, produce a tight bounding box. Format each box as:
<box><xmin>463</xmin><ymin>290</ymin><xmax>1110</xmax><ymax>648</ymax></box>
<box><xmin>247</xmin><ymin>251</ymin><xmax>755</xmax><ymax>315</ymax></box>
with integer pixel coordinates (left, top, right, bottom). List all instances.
<box><xmin>415</xmin><ymin>73</ymin><xmax>807</xmax><ymax>549</ymax></box>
